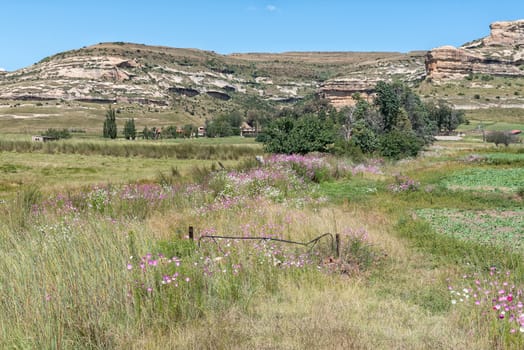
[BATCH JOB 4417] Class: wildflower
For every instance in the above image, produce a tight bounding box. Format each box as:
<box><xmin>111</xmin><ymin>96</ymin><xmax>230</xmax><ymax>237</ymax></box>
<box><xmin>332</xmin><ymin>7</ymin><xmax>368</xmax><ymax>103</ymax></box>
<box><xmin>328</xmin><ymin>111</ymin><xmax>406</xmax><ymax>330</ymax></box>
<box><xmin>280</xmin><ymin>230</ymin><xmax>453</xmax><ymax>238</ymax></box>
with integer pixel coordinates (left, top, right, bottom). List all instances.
<box><xmin>126</xmin><ymin>263</ymin><xmax>133</xmax><ymax>270</ymax></box>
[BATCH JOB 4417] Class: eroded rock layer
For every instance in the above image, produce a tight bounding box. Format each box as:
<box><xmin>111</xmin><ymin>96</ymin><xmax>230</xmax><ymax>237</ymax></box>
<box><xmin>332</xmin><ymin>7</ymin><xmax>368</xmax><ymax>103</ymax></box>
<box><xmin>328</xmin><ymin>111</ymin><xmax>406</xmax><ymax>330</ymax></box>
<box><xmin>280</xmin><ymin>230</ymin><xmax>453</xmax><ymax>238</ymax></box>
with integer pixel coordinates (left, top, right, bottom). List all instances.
<box><xmin>426</xmin><ymin>20</ymin><xmax>524</xmax><ymax>81</ymax></box>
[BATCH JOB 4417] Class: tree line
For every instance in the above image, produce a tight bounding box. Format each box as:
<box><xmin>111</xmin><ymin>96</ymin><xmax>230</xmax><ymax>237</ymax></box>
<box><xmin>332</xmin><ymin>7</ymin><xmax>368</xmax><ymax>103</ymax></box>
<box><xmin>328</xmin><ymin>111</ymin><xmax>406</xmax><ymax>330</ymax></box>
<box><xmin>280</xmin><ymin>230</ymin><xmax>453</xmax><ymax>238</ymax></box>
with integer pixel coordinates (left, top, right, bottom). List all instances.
<box><xmin>261</xmin><ymin>81</ymin><xmax>466</xmax><ymax>159</ymax></box>
<box><xmin>99</xmin><ymin>81</ymin><xmax>471</xmax><ymax>159</ymax></box>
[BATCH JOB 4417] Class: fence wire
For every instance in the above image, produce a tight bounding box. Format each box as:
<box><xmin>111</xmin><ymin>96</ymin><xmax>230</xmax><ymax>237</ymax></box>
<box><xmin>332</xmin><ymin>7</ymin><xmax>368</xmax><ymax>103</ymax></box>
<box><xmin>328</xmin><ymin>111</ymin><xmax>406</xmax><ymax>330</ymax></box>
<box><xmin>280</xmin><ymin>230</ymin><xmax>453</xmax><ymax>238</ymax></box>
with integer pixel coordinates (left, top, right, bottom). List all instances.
<box><xmin>198</xmin><ymin>232</ymin><xmax>334</xmax><ymax>254</ymax></box>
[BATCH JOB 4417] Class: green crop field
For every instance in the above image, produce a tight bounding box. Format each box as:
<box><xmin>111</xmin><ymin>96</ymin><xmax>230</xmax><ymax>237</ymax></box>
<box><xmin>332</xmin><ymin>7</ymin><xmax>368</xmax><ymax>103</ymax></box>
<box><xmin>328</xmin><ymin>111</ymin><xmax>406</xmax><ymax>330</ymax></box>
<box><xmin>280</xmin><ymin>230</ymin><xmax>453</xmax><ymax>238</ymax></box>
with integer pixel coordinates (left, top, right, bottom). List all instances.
<box><xmin>442</xmin><ymin>167</ymin><xmax>524</xmax><ymax>192</ymax></box>
<box><xmin>416</xmin><ymin>208</ymin><xmax>524</xmax><ymax>251</ymax></box>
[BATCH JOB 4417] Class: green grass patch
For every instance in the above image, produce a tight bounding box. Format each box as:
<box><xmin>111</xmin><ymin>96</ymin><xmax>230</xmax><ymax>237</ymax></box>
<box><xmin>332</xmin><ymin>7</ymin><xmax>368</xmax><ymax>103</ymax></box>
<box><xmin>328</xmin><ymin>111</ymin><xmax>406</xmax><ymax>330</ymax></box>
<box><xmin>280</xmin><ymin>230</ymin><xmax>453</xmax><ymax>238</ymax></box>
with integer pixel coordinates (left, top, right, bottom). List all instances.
<box><xmin>416</xmin><ymin>208</ymin><xmax>524</xmax><ymax>252</ymax></box>
<box><xmin>395</xmin><ymin>217</ymin><xmax>523</xmax><ymax>273</ymax></box>
<box><xmin>442</xmin><ymin>167</ymin><xmax>524</xmax><ymax>192</ymax></box>
<box><xmin>319</xmin><ymin>178</ymin><xmax>380</xmax><ymax>203</ymax></box>
<box><xmin>0</xmin><ymin>152</ymin><xmax>241</xmax><ymax>196</ymax></box>
<box><xmin>463</xmin><ymin>108</ymin><xmax>524</xmax><ymax>124</ymax></box>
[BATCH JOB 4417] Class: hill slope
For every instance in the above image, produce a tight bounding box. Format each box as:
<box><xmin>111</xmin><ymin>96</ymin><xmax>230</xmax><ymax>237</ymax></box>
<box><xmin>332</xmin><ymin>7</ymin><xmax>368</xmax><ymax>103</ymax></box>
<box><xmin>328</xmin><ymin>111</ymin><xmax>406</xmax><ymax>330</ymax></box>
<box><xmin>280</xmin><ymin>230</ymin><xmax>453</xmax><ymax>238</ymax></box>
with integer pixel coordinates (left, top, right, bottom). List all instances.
<box><xmin>0</xmin><ymin>20</ymin><xmax>523</xmax><ymax>130</ymax></box>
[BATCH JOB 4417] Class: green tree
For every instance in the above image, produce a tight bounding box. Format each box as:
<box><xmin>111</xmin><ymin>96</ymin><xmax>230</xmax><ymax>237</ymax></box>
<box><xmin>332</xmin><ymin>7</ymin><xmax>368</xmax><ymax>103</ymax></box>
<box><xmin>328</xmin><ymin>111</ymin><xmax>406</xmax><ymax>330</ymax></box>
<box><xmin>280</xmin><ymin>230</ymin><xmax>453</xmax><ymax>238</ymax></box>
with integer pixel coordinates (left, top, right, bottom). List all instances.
<box><xmin>375</xmin><ymin>81</ymin><xmax>401</xmax><ymax>132</ymax></box>
<box><xmin>394</xmin><ymin>108</ymin><xmax>412</xmax><ymax>131</ymax></box>
<box><xmin>205</xmin><ymin>115</ymin><xmax>233</xmax><ymax>138</ymax></box>
<box><xmin>379</xmin><ymin>130</ymin><xmax>423</xmax><ymax>159</ymax></box>
<box><xmin>123</xmin><ymin>118</ymin><xmax>136</xmax><ymax>140</ymax></box>
<box><xmin>263</xmin><ymin>114</ymin><xmax>335</xmax><ymax>154</ymax></box>
<box><xmin>182</xmin><ymin>124</ymin><xmax>196</xmax><ymax>138</ymax></box>
<box><xmin>142</xmin><ymin>126</ymin><xmax>153</xmax><ymax>140</ymax></box>
<box><xmin>103</xmin><ymin>107</ymin><xmax>117</xmax><ymax>139</ymax></box>
<box><xmin>164</xmin><ymin>125</ymin><xmax>179</xmax><ymax>139</ymax></box>
<box><xmin>263</xmin><ymin>117</ymin><xmax>295</xmax><ymax>154</ymax></box>
<box><xmin>350</xmin><ymin>120</ymin><xmax>379</xmax><ymax>154</ymax></box>
<box><xmin>427</xmin><ymin>100</ymin><xmax>466</xmax><ymax>134</ymax></box>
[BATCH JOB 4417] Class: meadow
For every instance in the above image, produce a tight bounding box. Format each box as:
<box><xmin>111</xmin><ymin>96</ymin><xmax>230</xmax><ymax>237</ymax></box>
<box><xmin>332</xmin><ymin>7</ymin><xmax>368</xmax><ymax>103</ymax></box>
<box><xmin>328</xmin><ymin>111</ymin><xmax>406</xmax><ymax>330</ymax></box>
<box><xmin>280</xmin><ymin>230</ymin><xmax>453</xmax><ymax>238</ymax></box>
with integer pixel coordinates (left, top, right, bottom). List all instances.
<box><xmin>0</xmin><ymin>136</ymin><xmax>523</xmax><ymax>349</ymax></box>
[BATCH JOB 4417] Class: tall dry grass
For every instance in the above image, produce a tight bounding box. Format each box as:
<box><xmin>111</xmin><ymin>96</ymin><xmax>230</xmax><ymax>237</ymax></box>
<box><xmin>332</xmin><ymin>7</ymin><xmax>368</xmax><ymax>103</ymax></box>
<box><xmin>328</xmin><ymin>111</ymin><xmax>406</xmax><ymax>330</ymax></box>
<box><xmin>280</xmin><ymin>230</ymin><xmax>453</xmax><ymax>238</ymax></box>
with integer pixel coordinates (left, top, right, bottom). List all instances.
<box><xmin>0</xmin><ymin>139</ymin><xmax>261</xmax><ymax>160</ymax></box>
<box><xmin>0</xmin><ymin>150</ymin><xmax>522</xmax><ymax>349</ymax></box>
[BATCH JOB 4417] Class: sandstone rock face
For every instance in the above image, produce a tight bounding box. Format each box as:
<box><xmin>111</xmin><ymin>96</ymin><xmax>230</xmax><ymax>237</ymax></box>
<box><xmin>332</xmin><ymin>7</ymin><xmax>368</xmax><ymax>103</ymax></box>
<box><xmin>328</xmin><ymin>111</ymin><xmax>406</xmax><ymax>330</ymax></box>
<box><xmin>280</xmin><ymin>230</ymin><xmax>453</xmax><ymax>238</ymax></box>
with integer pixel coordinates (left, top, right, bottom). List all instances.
<box><xmin>483</xmin><ymin>20</ymin><xmax>524</xmax><ymax>47</ymax></box>
<box><xmin>426</xmin><ymin>20</ymin><xmax>524</xmax><ymax>81</ymax></box>
<box><xmin>318</xmin><ymin>79</ymin><xmax>377</xmax><ymax>108</ymax></box>
<box><xmin>0</xmin><ymin>43</ymin><xmax>319</xmax><ymax>105</ymax></box>
<box><xmin>319</xmin><ymin>52</ymin><xmax>427</xmax><ymax>107</ymax></box>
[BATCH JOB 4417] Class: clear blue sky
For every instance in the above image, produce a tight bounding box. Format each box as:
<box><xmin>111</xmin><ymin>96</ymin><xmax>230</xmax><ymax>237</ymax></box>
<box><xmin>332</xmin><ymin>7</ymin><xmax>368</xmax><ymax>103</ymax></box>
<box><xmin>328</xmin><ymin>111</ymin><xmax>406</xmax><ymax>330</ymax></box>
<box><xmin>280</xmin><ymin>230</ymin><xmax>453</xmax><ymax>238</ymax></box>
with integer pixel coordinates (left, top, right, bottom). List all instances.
<box><xmin>1</xmin><ymin>0</ymin><xmax>523</xmax><ymax>71</ymax></box>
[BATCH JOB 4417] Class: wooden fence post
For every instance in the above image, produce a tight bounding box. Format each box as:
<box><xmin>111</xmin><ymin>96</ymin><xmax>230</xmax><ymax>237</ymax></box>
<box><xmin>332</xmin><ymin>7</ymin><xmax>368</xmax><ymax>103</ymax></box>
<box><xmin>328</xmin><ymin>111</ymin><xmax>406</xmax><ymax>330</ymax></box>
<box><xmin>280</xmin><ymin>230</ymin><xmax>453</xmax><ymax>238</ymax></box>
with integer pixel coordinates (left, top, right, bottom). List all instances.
<box><xmin>189</xmin><ymin>226</ymin><xmax>194</xmax><ymax>241</ymax></box>
<box><xmin>335</xmin><ymin>233</ymin><xmax>340</xmax><ymax>258</ymax></box>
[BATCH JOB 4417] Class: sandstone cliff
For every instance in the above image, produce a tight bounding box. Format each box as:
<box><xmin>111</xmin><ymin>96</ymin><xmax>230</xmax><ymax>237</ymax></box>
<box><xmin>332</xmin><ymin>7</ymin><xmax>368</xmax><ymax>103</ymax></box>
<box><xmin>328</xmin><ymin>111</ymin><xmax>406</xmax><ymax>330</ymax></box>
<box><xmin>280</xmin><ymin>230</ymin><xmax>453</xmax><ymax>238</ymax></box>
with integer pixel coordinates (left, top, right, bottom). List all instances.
<box><xmin>1</xmin><ymin>20</ymin><xmax>523</xmax><ymax>112</ymax></box>
<box><xmin>0</xmin><ymin>43</ymin><xmax>408</xmax><ymax>107</ymax></box>
<box><xmin>318</xmin><ymin>52</ymin><xmax>426</xmax><ymax>107</ymax></box>
<box><xmin>426</xmin><ymin>20</ymin><xmax>524</xmax><ymax>81</ymax></box>
<box><xmin>318</xmin><ymin>20</ymin><xmax>524</xmax><ymax>108</ymax></box>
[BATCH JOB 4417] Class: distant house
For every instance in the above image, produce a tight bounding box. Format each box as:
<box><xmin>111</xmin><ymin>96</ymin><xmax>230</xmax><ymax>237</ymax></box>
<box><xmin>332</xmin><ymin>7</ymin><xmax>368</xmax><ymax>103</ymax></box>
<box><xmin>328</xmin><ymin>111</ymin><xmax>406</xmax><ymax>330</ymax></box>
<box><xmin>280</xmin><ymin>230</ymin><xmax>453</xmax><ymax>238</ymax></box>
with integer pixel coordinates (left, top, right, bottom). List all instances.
<box><xmin>240</xmin><ymin>122</ymin><xmax>258</xmax><ymax>137</ymax></box>
<box><xmin>32</xmin><ymin>135</ymin><xmax>57</xmax><ymax>142</ymax></box>
<box><xmin>198</xmin><ymin>126</ymin><xmax>206</xmax><ymax>137</ymax></box>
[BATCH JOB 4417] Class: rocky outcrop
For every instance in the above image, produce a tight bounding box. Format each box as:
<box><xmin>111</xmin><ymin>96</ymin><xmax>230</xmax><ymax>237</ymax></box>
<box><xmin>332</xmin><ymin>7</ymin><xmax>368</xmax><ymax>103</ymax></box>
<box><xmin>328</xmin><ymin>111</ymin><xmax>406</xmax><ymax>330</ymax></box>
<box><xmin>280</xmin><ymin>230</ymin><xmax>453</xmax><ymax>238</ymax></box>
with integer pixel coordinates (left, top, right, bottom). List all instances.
<box><xmin>0</xmin><ymin>43</ymin><xmax>315</xmax><ymax>105</ymax></box>
<box><xmin>318</xmin><ymin>79</ymin><xmax>377</xmax><ymax>108</ymax></box>
<box><xmin>320</xmin><ymin>20</ymin><xmax>524</xmax><ymax>108</ymax></box>
<box><xmin>426</xmin><ymin>20</ymin><xmax>524</xmax><ymax>81</ymax></box>
<box><xmin>482</xmin><ymin>20</ymin><xmax>524</xmax><ymax>47</ymax></box>
<box><xmin>168</xmin><ymin>87</ymin><xmax>200</xmax><ymax>97</ymax></box>
<box><xmin>0</xmin><ymin>43</ymin><xmax>429</xmax><ymax>109</ymax></box>
<box><xmin>318</xmin><ymin>52</ymin><xmax>427</xmax><ymax>107</ymax></box>
<box><xmin>206</xmin><ymin>91</ymin><xmax>230</xmax><ymax>100</ymax></box>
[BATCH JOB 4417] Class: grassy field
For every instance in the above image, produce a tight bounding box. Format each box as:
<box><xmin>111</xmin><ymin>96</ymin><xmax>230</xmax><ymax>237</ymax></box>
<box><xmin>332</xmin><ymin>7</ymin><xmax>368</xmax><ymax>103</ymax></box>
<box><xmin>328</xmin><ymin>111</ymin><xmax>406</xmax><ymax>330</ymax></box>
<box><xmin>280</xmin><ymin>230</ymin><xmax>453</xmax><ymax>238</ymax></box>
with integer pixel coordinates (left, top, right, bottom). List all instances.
<box><xmin>0</xmin><ymin>139</ymin><xmax>523</xmax><ymax>349</ymax></box>
<box><xmin>418</xmin><ymin>76</ymin><xmax>524</xmax><ymax>110</ymax></box>
<box><xmin>0</xmin><ymin>100</ymin><xmax>207</xmax><ymax>135</ymax></box>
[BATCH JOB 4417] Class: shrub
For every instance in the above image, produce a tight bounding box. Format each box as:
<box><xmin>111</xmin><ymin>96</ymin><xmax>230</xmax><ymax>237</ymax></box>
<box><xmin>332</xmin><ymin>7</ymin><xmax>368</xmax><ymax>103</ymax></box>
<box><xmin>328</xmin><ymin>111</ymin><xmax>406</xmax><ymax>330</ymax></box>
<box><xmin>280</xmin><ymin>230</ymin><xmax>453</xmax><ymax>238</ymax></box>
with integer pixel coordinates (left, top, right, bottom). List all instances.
<box><xmin>486</xmin><ymin>131</ymin><xmax>519</xmax><ymax>146</ymax></box>
<box><xmin>388</xmin><ymin>175</ymin><xmax>420</xmax><ymax>192</ymax></box>
<box><xmin>331</xmin><ymin>139</ymin><xmax>365</xmax><ymax>162</ymax></box>
<box><xmin>42</xmin><ymin>128</ymin><xmax>71</xmax><ymax>140</ymax></box>
<box><xmin>379</xmin><ymin>130</ymin><xmax>423</xmax><ymax>159</ymax></box>
<box><xmin>263</xmin><ymin>115</ymin><xmax>335</xmax><ymax>155</ymax></box>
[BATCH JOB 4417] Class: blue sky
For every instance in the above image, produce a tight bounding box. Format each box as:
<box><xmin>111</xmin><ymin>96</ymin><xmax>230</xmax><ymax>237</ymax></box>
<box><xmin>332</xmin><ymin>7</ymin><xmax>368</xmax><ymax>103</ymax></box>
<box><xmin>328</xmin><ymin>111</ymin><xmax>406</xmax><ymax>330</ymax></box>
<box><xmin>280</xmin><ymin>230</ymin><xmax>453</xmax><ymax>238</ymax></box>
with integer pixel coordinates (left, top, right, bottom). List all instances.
<box><xmin>0</xmin><ymin>1</ymin><xmax>523</xmax><ymax>71</ymax></box>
